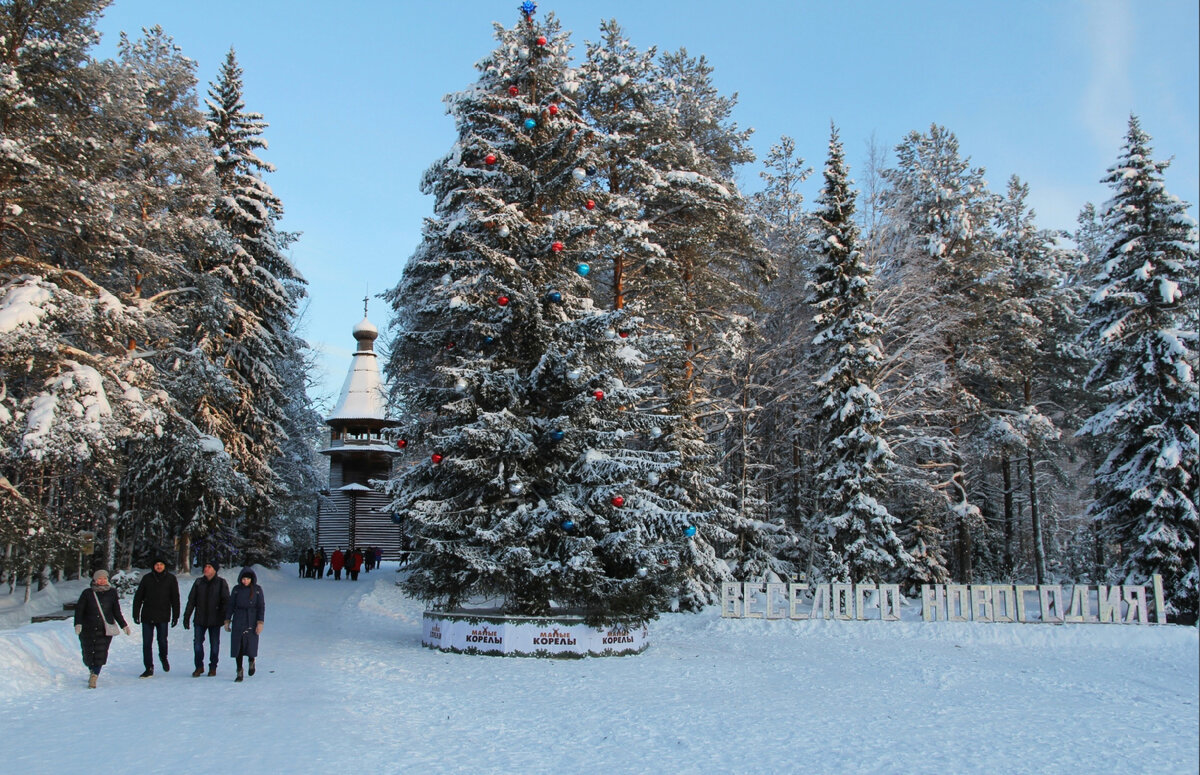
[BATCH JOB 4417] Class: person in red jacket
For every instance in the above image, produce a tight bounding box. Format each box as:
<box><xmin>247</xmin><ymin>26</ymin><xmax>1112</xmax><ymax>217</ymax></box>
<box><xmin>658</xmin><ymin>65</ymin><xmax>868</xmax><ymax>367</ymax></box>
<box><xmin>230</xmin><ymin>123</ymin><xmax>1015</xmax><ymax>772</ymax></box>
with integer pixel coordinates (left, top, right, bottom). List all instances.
<box><xmin>330</xmin><ymin>548</ymin><xmax>345</xmax><ymax>580</ymax></box>
<box><xmin>349</xmin><ymin>548</ymin><xmax>363</xmax><ymax>581</ymax></box>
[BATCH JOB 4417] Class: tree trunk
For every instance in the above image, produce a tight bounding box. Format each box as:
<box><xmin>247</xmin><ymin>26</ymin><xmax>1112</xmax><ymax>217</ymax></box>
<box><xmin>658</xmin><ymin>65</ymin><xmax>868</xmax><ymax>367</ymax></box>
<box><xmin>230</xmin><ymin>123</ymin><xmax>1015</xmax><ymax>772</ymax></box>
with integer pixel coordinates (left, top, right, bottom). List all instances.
<box><xmin>1001</xmin><ymin>457</ymin><xmax>1015</xmax><ymax>577</ymax></box>
<box><xmin>1023</xmin><ymin>379</ymin><xmax>1046</xmax><ymax>585</ymax></box>
<box><xmin>1092</xmin><ymin>520</ymin><xmax>1105</xmax><ymax>583</ymax></box>
<box><xmin>951</xmin><ymin>461</ymin><xmax>972</xmax><ymax>583</ymax></box>
<box><xmin>177</xmin><ymin>533</ymin><xmax>192</xmax><ymax>574</ymax></box>
<box><xmin>1028</xmin><ymin>449</ymin><xmax>1046</xmax><ymax>585</ymax></box>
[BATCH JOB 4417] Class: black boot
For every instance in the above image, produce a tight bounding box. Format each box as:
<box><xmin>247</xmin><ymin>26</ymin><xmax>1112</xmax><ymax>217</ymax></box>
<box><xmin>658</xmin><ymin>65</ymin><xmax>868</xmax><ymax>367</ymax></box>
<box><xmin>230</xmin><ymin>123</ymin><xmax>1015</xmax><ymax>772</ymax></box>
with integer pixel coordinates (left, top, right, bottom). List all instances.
<box><xmin>139</xmin><ymin>668</ymin><xmax>153</xmax><ymax>678</ymax></box>
<box><xmin>161</xmin><ymin>656</ymin><xmax>170</xmax><ymax>672</ymax></box>
<box><xmin>248</xmin><ymin>658</ymin><xmax>256</xmax><ymax>677</ymax></box>
<box><xmin>234</xmin><ymin>669</ymin><xmax>243</xmax><ymax>682</ymax></box>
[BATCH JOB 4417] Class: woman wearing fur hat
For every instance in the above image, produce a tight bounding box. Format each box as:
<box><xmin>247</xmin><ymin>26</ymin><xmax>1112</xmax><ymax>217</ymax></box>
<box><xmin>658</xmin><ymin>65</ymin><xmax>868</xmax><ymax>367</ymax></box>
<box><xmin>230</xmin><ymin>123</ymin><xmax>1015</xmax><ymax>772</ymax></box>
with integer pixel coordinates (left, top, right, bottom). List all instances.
<box><xmin>225</xmin><ymin>567</ymin><xmax>265</xmax><ymax>682</ymax></box>
<box><xmin>73</xmin><ymin>569</ymin><xmax>131</xmax><ymax>688</ymax></box>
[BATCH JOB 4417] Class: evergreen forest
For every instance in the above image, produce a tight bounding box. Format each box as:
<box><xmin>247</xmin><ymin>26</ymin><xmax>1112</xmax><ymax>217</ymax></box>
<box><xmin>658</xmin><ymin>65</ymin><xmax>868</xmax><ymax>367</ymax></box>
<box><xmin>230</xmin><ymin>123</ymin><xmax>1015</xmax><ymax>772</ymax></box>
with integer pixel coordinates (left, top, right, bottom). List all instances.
<box><xmin>1</xmin><ymin>2</ymin><xmax>1195</xmax><ymax>623</ymax></box>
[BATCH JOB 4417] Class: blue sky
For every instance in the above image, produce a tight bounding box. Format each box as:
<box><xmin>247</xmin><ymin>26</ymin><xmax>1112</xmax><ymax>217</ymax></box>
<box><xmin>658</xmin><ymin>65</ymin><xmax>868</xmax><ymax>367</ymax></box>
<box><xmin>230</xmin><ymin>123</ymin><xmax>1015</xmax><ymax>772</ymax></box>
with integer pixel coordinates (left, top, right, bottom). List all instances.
<box><xmin>93</xmin><ymin>1</ymin><xmax>1200</xmax><ymax>406</ymax></box>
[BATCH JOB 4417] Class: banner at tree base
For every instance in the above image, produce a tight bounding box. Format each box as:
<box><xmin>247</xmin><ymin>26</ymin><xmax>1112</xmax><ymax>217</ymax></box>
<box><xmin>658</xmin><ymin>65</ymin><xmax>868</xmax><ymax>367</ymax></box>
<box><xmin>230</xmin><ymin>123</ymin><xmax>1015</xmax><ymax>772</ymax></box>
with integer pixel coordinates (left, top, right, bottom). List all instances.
<box><xmin>421</xmin><ymin>610</ymin><xmax>650</xmax><ymax>657</ymax></box>
<box><xmin>722</xmin><ymin>575</ymin><xmax>1169</xmax><ymax>625</ymax></box>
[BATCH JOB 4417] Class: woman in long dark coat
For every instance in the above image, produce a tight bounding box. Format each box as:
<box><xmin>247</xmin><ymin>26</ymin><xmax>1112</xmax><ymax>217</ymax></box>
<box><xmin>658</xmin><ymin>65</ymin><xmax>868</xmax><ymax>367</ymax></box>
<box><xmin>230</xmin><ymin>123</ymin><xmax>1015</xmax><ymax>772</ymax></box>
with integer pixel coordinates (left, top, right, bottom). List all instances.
<box><xmin>225</xmin><ymin>567</ymin><xmax>265</xmax><ymax>682</ymax></box>
<box><xmin>73</xmin><ymin>569</ymin><xmax>131</xmax><ymax>688</ymax></box>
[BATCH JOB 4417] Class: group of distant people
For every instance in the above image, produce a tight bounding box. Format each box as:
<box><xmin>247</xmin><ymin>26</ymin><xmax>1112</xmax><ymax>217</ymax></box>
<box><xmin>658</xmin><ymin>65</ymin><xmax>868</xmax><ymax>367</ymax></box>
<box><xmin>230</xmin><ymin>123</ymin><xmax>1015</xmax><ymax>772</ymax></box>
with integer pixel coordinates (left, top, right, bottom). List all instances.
<box><xmin>73</xmin><ymin>560</ymin><xmax>264</xmax><ymax>689</ymax></box>
<box><xmin>300</xmin><ymin>547</ymin><xmax>383</xmax><ymax>581</ymax></box>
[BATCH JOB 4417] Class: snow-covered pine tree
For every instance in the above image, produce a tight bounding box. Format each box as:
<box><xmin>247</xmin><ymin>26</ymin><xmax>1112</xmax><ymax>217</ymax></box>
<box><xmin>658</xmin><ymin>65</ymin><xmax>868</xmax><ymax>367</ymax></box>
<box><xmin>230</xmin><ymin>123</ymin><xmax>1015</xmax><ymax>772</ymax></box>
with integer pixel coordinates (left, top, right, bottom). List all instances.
<box><xmin>105</xmin><ymin>27</ymin><xmax>247</xmax><ymax>569</ymax></box>
<box><xmin>807</xmin><ymin>126</ymin><xmax>909</xmax><ymax>583</ymax></box>
<box><xmin>986</xmin><ymin>176</ymin><xmax>1083</xmax><ymax>583</ymax></box>
<box><xmin>0</xmin><ymin>2</ymin><xmax>175</xmax><ymax>578</ymax></box>
<box><xmin>580</xmin><ymin>23</ymin><xmax>782</xmax><ymax>599</ymax></box>
<box><xmin>749</xmin><ymin>135</ymin><xmax>817</xmax><ymax>575</ymax></box>
<box><xmin>384</xmin><ymin>5</ymin><xmax>700</xmax><ymax>626</ymax></box>
<box><xmin>1077</xmin><ymin>116</ymin><xmax>1199</xmax><ymax>621</ymax></box>
<box><xmin>647</xmin><ymin>46</ymin><xmax>773</xmax><ymax>602</ymax></box>
<box><xmin>878</xmin><ymin>124</ymin><xmax>999</xmax><ymax>583</ymax></box>
<box><xmin>205</xmin><ymin>48</ymin><xmax>308</xmax><ymax>566</ymax></box>
<box><xmin>578</xmin><ymin>20</ymin><xmax>665</xmax><ymax>314</ymax></box>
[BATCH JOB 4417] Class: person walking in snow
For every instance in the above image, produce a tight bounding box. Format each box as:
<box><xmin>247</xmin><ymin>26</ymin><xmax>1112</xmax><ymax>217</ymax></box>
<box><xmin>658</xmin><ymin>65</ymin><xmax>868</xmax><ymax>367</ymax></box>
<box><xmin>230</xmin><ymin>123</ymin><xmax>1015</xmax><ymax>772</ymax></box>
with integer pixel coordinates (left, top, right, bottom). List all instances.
<box><xmin>183</xmin><ymin>561</ymin><xmax>230</xmax><ymax>677</ymax></box>
<box><xmin>374</xmin><ymin>546</ymin><xmax>383</xmax><ymax>570</ymax></box>
<box><xmin>303</xmin><ymin>548</ymin><xmax>315</xmax><ymax>579</ymax></box>
<box><xmin>314</xmin><ymin>547</ymin><xmax>326</xmax><ymax>579</ymax></box>
<box><xmin>225</xmin><ymin>567</ymin><xmax>265</xmax><ymax>682</ymax></box>
<box><xmin>73</xmin><ymin>569</ymin><xmax>132</xmax><ymax>688</ymax></box>
<box><xmin>348</xmin><ymin>548</ymin><xmax>363</xmax><ymax>580</ymax></box>
<box><xmin>132</xmin><ymin>557</ymin><xmax>180</xmax><ymax>678</ymax></box>
<box><xmin>330</xmin><ymin>548</ymin><xmax>344</xmax><ymax>580</ymax></box>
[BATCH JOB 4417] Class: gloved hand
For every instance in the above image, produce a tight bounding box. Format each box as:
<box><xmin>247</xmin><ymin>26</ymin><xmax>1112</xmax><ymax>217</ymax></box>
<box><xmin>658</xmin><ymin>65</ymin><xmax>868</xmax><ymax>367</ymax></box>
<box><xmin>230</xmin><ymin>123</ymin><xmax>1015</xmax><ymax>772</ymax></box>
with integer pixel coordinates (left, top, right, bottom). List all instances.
<box><xmin>123</xmin><ymin>626</ymin><xmax>132</xmax><ymax>636</ymax></box>
<box><xmin>171</xmin><ymin>618</ymin><xmax>178</xmax><ymax>628</ymax></box>
<box><xmin>133</xmin><ymin>616</ymin><xmax>140</xmax><ymax>625</ymax></box>
<box><xmin>74</xmin><ymin>624</ymin><xmax>82</xmax><ymax>635</ymax></box>
<box><xmin>183</xmin><ymin>619</ymin><xmax>190</xmax><ymax>630</ymax></box>
<box><xmin>223</xmin><ymin>621</ymin><xmax>231</xmax><ymax>632</ymax></box>
<box><xmin>255</xmin><ymin>622</ymin><xmax>263</xmax><ymax>635</ymax></box>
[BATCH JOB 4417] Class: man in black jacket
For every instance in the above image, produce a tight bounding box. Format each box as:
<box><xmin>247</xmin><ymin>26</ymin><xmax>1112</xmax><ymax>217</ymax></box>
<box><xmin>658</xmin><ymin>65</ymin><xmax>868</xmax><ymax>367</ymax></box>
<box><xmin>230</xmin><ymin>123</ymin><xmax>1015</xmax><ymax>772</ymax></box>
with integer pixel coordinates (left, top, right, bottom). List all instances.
<box><xmin>132</xmin><ymin>558</ymin><xmax>181</xmax><ymax>678</ymax></box>
<box><xmin>183</xmin><ymin>562</ymin><xmax>231</xmax><ymax>677</ymax></box>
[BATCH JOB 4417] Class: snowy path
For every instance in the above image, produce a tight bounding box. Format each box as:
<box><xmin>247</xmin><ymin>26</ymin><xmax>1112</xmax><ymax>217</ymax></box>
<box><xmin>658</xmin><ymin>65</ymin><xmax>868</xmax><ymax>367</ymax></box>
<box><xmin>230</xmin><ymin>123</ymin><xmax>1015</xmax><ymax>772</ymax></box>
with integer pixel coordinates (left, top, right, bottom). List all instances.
<box><xmin>1</xmin><ymin>565</ymin><xmax>1196</xmax><ymax>774</ymax></box>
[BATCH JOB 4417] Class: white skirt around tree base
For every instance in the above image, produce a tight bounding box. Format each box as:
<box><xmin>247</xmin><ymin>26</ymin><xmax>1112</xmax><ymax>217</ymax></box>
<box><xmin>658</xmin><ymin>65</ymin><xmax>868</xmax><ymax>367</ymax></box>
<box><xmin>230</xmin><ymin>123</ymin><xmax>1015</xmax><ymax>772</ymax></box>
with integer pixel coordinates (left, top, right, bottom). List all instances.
<box><xmin>421</xmin><ymin>610</ymin><xmax>649</xmax><ymax>658</ymax></box>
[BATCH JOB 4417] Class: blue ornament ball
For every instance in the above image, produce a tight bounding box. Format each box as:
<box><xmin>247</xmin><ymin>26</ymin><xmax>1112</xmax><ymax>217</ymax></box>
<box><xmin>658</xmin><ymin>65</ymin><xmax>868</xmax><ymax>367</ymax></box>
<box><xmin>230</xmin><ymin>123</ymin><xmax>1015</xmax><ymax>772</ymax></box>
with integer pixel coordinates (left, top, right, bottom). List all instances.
<box><xmin>550</xmin><ymin>429</ymin><xmax>565</xmax><ymax>442</ymax></box>
<box><xmin>684</xmin><ymin>525</ymin><xmax>697</xmax><ymax>537</ymax></box>
<box><xmin>547</xmin><ymin>291</ymin><xmax>563</xmax><ymax>303</ymax></box>
<box><xmin>561</xmin><ymin>519</ymin><xmax>575</xmax><ymax>531</ymax></box>
<box><xmin>524</xmin><ymin>118</ymin><xmax>537</xmax><ymax>130</ymax></box>
<box><xmin>576</xmin><ymin>263</ymin><xmax>590</xmax><ymax>276</ymax></box>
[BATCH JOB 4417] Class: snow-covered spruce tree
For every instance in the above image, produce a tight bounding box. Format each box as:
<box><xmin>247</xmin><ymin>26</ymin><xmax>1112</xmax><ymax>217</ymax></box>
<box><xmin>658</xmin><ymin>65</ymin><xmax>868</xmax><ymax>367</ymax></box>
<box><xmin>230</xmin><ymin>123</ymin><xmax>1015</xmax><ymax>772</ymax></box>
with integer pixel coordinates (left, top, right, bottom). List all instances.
<box><xmin>204</xmin><ymin>48</ymin><xmax>309</xmax><ymax>566</ymax></box>
<box><xmin>806</xmin><ymin>126</ymin><xmax>909</xmax><ymax>583</ymax></box>
<box><xmin>877</xmin><ymin>124</ymin><xmax>999</xmax><ymax>583</ymax></box>
<box><xmin>384</xmin><ymin>7</ymin><xmax>700</xmax><ymax>626</ymax></box>
<box><xmin>1077</xmin><ymin>117</ymin><xmax>1198</xmax><ymax>621</ymax></box>
<box><xmin>271</xmin><ymin>315</ymin><xmax>326</xmax><ymax>555</ymax></box>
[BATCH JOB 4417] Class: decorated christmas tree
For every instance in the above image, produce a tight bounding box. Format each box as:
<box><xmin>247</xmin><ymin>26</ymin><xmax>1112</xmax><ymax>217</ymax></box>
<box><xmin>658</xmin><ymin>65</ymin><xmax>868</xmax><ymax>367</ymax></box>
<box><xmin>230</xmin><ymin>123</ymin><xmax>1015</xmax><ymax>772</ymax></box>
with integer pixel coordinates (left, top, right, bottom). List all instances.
<box><xmin>384</xmin><ymin>3</ymin><xmax>701</xmax><ymax>626</ymax></box>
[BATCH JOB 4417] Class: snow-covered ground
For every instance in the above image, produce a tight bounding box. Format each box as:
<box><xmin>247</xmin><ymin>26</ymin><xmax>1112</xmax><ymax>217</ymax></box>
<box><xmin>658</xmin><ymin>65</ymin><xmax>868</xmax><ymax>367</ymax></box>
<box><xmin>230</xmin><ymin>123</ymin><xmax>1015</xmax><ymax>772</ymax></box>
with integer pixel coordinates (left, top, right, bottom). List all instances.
<box><xmin>0</xmin><ymin>565</ymin><xmax>1196</xmax><ymax>774</ymax></box>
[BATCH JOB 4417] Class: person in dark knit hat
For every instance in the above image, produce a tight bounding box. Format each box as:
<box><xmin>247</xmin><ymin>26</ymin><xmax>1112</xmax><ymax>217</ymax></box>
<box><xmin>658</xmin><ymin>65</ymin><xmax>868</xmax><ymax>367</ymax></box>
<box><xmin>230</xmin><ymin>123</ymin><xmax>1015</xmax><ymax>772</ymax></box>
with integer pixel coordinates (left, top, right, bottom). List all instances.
<box><xmin>132</xmin><ymin>557</ymin><xmax>180</xmax><ymax>677</ymax></box>
<box><xmin>73</xmin><ymin>569</ymin><xmax>131</xmax><ymax>688</ymax></box>
<box><xmin>225</xmin><ymin>567</ymin><xmax>265</xmax><ymax>682</ymax></box>
<box><xmin>182</xmin><ymin>561</ymin><xmax>230</xmax><ymax>677</ymax></box>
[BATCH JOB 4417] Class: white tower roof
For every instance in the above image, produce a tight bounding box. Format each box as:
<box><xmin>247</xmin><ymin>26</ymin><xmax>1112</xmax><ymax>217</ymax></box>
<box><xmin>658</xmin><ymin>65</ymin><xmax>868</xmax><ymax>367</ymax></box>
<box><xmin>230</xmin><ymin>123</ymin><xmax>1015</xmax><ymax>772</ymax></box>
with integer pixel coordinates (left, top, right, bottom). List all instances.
<box><xmin>326</xmin><ymin>315</ymin><xmax>389</xmax><ymax>423</ymax></box>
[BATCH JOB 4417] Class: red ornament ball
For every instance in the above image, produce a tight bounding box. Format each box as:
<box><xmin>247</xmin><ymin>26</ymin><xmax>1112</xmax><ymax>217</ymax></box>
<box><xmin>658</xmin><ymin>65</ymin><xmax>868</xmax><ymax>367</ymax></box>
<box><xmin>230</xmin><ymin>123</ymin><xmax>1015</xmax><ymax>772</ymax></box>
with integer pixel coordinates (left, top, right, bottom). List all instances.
<box><xmin>508</xmin><ymin>85</ymin><xmax>519</xmax><ymax>96</ymax></box>
<box><xmin>551</xmin><ymin>241</ymin><xmax>564</xmax><ymax>253</ymax></box>
<box><xmin>485</xmin><ymin>154</ymin><xmax>497</xmax><ymax>165</ymax></box>
<box><xmin>396</xmin><ymin>439</ymin><xmax>407</xmax><ymax>449</ymax></box>
<box><xmin>593</xmin><ymin>389</ymin><xmax>605</xmax><ymax>401</ymax></box>
<box><xmin>497</xmin><ymin>295</ymin><xmax>509</xmax><ymax>306</ymax></box>
<box><xmin>431</xmin><ymin>453</ymin><xmax>443</xmax><ymax>464</ymax></box>
<box><xmin>611</xmin><ymin>496</ymin><xmax>625</xmax><ymax>508</ymax></box>
<box><xmin>548</xmin><ymin>104</ymin><xmax>559</xmax><ymax>116</ymax></box>
<box><xmin>618</xmin><ymin>331</ymin><xmax>629</xmax><ymax>339</ymax></box>
<box><xmin>537</xmin><ymin>35</ymin><xmax>547</xmax><ymax>46</ymax></box>
<box><xmin>585</xmin><ymin>199</ymin><xmax>595</xmax><ymax>211</ymax></box>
